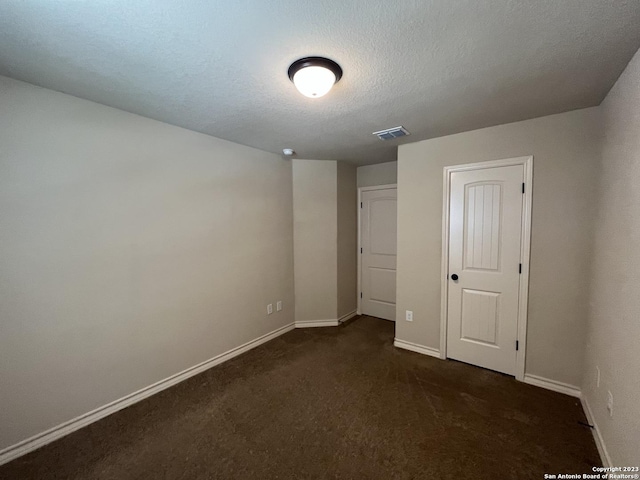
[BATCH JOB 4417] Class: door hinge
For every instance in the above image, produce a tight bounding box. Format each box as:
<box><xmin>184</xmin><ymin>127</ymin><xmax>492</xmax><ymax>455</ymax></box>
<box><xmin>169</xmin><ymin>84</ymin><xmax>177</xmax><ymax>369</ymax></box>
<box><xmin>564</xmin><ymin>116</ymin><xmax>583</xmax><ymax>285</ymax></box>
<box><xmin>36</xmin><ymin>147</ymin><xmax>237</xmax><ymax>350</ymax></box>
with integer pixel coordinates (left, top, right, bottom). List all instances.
<box><xmin>360</xmin><ymin>292</ymin><xmax>363</xmax><ymax>299</ymax></box>
<box><xmin>522</xmin><ymin>183</ymin><xmax>525</xmax><ymax>194</ymax></box>
<box><xmin>360</xmin><ymin>202</ymin><xmax>363</xmax><ymax>208</ymax></box>
<box><xmin>360</xmin><ymin>247</ymin><xmax>363</xmax><ymax>254</ymax></box>
<box><xmin>519</xmin><ymin>263</ymin><xmax>522</xmax><ymax>274</ymax></box>
<box><xmin>516</xmin><ymin>340</ymin><xmax>519</xmax><ymax>351</ymax></box>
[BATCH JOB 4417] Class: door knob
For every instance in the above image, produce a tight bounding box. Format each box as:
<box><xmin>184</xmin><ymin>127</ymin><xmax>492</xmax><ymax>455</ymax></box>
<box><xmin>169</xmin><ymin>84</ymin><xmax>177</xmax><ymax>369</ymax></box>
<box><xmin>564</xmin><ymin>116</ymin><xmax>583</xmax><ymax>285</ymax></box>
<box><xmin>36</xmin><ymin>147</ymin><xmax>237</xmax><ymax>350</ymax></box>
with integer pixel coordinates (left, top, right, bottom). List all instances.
<box><xmin>451</xmin><ymin>274</ymin><xmax>459</xmax><ymax>281</ymax></box>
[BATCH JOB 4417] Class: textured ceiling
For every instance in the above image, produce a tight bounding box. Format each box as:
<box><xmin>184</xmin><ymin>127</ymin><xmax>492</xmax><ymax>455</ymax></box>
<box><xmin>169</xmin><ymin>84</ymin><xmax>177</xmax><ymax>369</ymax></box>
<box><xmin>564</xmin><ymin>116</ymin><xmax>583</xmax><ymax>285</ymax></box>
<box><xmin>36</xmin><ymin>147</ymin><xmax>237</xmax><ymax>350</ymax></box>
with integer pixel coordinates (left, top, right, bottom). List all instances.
<box><xmin>1</xmin><ymin>1</ymin><xmax>639</xmax><ymax>165</ymax></box>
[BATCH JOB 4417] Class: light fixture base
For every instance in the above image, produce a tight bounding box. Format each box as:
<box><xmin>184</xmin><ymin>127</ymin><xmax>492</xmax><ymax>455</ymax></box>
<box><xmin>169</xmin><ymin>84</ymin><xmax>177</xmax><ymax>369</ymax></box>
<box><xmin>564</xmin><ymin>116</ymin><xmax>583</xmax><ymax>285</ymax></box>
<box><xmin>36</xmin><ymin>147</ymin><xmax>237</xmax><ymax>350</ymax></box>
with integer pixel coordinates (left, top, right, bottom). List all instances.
<box><xmin>288</xmin><ymin>57</ymin><xmax>343</xmax><ymax>83</ymax></box>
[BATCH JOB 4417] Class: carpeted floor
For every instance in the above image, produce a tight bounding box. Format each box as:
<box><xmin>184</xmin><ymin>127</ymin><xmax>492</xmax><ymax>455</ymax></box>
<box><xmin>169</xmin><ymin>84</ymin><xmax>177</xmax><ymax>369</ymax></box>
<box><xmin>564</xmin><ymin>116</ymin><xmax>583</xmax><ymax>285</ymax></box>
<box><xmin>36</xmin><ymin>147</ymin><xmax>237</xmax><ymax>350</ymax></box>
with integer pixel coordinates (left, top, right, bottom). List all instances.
<box><xmin>0</xmin><ymin>316</ymin><xmax>600</xmax><ymax>480</ymax></box>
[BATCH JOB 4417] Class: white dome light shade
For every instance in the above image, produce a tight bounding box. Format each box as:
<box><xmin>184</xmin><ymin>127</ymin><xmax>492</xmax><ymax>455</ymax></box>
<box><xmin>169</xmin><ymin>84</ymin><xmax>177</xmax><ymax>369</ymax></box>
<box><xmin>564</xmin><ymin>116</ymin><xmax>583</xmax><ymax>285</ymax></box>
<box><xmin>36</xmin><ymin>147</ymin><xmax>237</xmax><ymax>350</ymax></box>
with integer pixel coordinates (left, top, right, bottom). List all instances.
<box><xmin>288</xmin><ymin>57</ymin><xmax>343</xmax><ymax>99</ymax></box>
<box><xmin>293</xmin><ymin>66</ymin><xmax>336</xmax><ymax>98</ymax></box>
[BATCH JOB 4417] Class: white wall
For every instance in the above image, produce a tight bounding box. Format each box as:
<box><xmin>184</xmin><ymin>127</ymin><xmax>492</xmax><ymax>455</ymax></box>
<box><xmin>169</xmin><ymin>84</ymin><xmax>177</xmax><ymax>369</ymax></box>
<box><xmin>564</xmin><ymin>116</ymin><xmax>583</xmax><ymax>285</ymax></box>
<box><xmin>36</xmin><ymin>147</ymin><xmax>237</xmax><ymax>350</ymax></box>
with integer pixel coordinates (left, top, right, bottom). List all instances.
<box><xmin>395</xmin><ymin>108</ymin><xmax>601</xmax><ymax>387</ymax></box>
<box><xmin>0</xmin><ymin>76</ymin><xmax>295</xmax><ymax>451</ymax></box>
<box><xmin>357</xmin><ymin>161</ymin><xmax>397</xmax><ymax>187</ymax></box>
<box><xmin>582</xmin><ymin>49</ymin><xmax>640</xmax><ymax>465</ymax></box>
<box><xmin>292</xmin><ymin>160</ymin><xmax>338</xmax><ymax>322</ymax></box>
<box><xmin>337</xmin><ymin>162</ymin><xmax>358</xmax><ymax>318</ymax></box>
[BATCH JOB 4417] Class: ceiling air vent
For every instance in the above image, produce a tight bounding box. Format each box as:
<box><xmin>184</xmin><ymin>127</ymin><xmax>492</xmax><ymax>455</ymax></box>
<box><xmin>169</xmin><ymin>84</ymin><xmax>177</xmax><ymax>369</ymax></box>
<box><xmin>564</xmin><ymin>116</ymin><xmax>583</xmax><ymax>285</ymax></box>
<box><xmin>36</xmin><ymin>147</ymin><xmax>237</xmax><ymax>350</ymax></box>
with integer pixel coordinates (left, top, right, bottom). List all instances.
<box><xmin>372</xmin><ymin>126</ymin><xmax>410</xmax><ymax>141</ymax></box>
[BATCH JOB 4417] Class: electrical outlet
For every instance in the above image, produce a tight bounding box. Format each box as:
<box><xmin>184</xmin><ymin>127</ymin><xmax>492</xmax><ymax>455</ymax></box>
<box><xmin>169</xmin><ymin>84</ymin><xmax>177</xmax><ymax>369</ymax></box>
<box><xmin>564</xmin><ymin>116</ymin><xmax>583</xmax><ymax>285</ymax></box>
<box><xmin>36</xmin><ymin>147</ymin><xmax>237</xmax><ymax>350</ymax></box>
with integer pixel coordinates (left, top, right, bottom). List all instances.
<box><xmin>596</xmin><ymin>366</ymin><xmax>600</xmax><ymax>388</ymax></box>
<box><xmin>607</xmin><ymin>391</ymin><xmax>614</xmax><ymax>418</ymax></box>
<box><xmin>276</xmin><ymin>301</ymin><xmax>282</xmax><ymax>312</ymax></box>
<box><xmin>267</xmin><ymin>304</ymin><xmax>273</xmax><ymax>315</ymax></box>
<box><xmin>405</xmin><ymin>310</ymin><xmax>413</xmax><ymax>322</ymax></box>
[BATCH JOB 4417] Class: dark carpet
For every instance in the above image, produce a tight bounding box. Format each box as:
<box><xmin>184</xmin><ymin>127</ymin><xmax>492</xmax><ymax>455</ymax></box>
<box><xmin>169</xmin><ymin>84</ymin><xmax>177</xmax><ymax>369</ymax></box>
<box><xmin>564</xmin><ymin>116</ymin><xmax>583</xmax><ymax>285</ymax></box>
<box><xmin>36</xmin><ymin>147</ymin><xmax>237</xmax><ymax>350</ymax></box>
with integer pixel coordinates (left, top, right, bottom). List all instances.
<box><xmin>0</xmin><ymin>316</ymin><xmax>600</xmax><ymax>480</ymax></box>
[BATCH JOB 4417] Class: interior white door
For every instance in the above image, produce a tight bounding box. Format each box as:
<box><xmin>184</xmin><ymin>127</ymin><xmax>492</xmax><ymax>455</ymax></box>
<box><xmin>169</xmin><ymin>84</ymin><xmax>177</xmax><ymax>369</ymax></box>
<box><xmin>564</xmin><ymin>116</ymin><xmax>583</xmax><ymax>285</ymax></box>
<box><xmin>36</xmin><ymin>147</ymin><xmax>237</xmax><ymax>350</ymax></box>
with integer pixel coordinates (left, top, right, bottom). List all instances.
<box><xmin>361</xmin><ymin>188</ymin><xmax>397</xmax><ymax>321</ymax></box>
<box><xmin>446</xmin><ymin>165</ymin><xmax>523</xmax><ymax>375</ymax></box>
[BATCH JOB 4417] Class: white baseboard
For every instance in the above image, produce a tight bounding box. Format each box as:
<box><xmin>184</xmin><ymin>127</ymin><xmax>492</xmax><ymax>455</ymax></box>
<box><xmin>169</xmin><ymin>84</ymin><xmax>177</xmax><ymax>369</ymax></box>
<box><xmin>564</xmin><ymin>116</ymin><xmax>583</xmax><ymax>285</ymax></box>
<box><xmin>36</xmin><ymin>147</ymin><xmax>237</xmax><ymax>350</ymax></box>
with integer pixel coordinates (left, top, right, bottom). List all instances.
<box><xmin>294</xmin><ymin>319</ymin><xmax>339</xmax><ymax>328</ymax></box>
<box><xmin>338</xmin><ymin>310</ymin><xmax>358</xmax><ymax>323</ymax></box>
<box><xmin>294</xmin><ymin>310</ymin><xmax>357</xmax><ymax>329</ymax></box>
<box><xmin>580</xmin><ymin>395</ymin><xmax>612</xmax><ymax>467</ymax></box>
<box><xmin>523</xmin><ymin>374</ymin><xmax>581</xmax><ymax>398</ymax></box>
<box><xmin>0</xmin><ymin>322</ymin><xmax>295</xmax><ymax>467</ymax></box>
<box><xmin>394</xmin><ymin>338</ymin><xmax>441</xmax><ymax>358</ymax></box>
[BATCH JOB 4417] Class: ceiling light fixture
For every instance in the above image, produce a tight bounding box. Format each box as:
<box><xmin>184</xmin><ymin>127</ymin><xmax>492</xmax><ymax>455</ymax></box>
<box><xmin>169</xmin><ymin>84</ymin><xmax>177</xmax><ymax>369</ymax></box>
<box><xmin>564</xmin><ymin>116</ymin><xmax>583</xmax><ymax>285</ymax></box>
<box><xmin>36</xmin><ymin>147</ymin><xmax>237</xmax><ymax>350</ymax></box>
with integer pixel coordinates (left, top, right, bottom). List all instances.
<box><xmin>288</xmin><ymin>57</ymin><xmax>343</xmax><ymax>98</ymax></box>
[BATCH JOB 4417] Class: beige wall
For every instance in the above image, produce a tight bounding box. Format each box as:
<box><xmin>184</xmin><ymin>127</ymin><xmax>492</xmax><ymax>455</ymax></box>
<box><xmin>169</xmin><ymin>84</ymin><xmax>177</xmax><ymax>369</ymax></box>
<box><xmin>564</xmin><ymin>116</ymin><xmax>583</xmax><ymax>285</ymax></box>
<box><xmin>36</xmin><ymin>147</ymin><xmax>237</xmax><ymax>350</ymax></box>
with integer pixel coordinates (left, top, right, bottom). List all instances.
<box><xmin>582</xmin><ymin>49</ymin><xmax>640</xmax><ymax>465</ymax></box>
<box><xmin>337</xmin><ymin>162</ymin><xmax>357</xmax><ymax>318</ymax></box>
<box><xmin>292</xmin><ymin>160</ymin><xmax>338</xmax><ymax>321</ymax></box>
<box><xmin>292</xmin><ymin>160</ymin><xmax>357</xmax><ymax>323</ymax></box>
<box><xmin>396</xmin><ymin>107</ymin><xmax>601</xmax><ymax>387</ymax></box>
<box><xmin>357</xmin><ymin>161</ymin><xmax>397</xmax><ymax>187</ymax></box>
<box><xmin>0</xmin><ymin>76</ymin><xmax>295</xmax><ymax>451</ymax></box>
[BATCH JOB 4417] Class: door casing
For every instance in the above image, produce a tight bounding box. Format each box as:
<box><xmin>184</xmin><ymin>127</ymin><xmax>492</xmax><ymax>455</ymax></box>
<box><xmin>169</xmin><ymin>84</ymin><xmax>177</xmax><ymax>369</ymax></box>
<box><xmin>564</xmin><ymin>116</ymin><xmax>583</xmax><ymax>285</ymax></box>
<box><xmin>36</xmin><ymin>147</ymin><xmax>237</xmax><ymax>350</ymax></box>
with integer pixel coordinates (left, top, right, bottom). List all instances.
<box><xmin>440</xmin><ymin>156</ymin><xmax>533</xmax><ymax>381</ymax></box>
<box><xmin>357</xmin><ymin>183</ymin><xmax>397</xmax><ymax>317</ymax></box>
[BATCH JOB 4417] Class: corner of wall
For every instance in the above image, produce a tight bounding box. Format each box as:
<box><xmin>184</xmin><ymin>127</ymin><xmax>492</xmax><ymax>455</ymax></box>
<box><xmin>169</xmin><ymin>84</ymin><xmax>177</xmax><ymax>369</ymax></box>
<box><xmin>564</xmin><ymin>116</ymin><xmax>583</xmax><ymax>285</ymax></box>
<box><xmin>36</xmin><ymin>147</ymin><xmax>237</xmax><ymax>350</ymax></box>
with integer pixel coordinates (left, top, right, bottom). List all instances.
<box><xmin>579</xmin><ymin>46</ymin><xmax>640</xmax><ymax>467</ymax></box>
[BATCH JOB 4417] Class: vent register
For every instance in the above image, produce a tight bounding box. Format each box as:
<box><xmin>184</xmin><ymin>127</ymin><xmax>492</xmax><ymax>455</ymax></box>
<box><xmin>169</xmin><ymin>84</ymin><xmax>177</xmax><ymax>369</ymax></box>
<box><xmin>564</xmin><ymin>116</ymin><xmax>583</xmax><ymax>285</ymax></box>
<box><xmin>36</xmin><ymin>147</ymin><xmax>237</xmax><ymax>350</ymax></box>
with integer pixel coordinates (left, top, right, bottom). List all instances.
<box><xmin>372</xmin><ymin>126</ymin><xmax>410</xmax><ymax>140</ymax></box>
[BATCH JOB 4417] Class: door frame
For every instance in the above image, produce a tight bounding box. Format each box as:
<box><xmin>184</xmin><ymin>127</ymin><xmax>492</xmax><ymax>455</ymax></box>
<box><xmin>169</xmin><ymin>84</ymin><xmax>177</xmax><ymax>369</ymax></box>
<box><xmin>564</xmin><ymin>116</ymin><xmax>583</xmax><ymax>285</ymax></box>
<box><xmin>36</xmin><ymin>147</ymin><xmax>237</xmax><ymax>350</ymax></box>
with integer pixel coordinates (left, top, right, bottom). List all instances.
<box><xmin>357</xmin><ymin>183</ymin><xmax>398</xmax><ymax>316</ymax></box>
<box><xmin>440</xmin><ymin>156</ymin><xmax>533</xmax><ymax>381</ymax></box>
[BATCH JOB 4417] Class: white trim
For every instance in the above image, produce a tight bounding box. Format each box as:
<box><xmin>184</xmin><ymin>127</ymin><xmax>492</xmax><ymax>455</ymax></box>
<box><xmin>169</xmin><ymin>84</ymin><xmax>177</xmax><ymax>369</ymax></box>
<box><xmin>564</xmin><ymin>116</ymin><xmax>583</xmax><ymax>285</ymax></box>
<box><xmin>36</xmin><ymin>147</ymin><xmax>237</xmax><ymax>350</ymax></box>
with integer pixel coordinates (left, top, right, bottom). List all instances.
<box><xmin>439</xmin><ymin>167</ymin><xmax>451</xmax><ymax>361</ymax></box>
<box><xmin>0</xmin><ymin>322</ymin><xmax>295</xmax><ymax>467</ymax></box>
<box><xmin>394</xmin><ymin>338</ymin><xmax>441</xmax><ymax>358</ymax></box>
<box><xmin>580</xmin><ymin>395</ymin><xmax>612</xmax><ymax>467</ymax></box>
<box><xmin>517</xmin><ymin>158</ymin><xmax>534</xmax><ymax>381</ymax></box>
<box><xmin>294</xmin><ymin>319</ymin><xmax>339</xmax><ymax>328</ymax></box>
<box><xmin>357</xmin><ymin>183</ymin><xmax>397</xmax><ymax>316</ymax></box>
<box><xmin>523</xmin><ymin>374</ymin><xmax>581</xmax><ymax>398</ymax></box>
<box><xmin>338</xmin><ymin>310</ymin><xmax>358</xmax><ymax>323</ymax></box>
<box><xmin>358</xmin><ymin>183</ymin><xmax>398</xmax><ymax>192</ymax></box>
<box><xmin>440</xmin><ymin>156</ymin><xmax>533</xmax><ymax>381</ymax></box>
<box><xmin>294</xmin><ymin>310</ymin><xmax>357</xmax><ymax>329</ymax></box>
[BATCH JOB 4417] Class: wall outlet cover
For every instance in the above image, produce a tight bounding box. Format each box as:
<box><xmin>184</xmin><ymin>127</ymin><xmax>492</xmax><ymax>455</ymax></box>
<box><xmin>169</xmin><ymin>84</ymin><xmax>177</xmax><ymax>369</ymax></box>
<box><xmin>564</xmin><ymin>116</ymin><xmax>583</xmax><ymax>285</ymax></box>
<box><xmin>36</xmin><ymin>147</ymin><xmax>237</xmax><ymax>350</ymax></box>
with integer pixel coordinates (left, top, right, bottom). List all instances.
<box><xmin>405</xmin><ymin>310</ymin><xmax>413</xmax><ymax>322</ymax></box>
<box><xmin>276</xmin><ymin>301</ymin><xmax>282</xmax><ymax>312</ymax></box>
<box><xmin>267</xmin><ymin>304</ymin><xmax>273</xmax><ymax>315</ymax></box>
